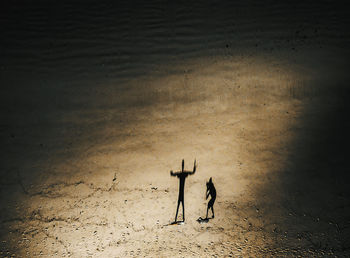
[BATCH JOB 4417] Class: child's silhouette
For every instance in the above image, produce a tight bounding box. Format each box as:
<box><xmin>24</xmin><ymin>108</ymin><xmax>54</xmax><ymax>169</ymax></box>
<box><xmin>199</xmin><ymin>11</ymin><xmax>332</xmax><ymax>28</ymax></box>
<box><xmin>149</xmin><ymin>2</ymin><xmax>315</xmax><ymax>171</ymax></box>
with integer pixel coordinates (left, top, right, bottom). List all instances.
<box><xmin>206</xmin><ymin>177</ymin><xmax>216</xmax><ymax>219</ymax></box>
<box><xmin>170</xmin><ymin>159</ymin><xmax>196</xmax><ymax>222</ymax></box>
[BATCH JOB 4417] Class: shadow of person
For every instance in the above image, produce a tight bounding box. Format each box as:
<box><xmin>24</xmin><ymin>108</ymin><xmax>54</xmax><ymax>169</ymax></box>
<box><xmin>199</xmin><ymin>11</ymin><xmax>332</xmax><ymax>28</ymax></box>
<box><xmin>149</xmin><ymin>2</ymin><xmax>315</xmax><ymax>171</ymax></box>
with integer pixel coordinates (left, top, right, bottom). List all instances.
<box><xmin>206</xmin><ymin>177</ymin><xmax>216</xmax><ymax>219</ymax></box>
<box><xmin>170</xmin><ymin>159</ymin><xmax>196</xmax><ymax>222</ymax></box>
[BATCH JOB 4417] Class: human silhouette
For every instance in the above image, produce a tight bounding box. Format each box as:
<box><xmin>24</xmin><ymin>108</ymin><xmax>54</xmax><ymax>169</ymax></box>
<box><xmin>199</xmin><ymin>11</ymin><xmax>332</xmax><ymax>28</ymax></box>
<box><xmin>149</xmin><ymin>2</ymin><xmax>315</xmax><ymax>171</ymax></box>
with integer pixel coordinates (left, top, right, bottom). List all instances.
<box><xmin>206</xmin><ymin>177</ymin><xmax>216</xmax><ymax>219</ymax></box>
<box><xmin>170</xmin><ymin>159</ymin><xmax>196</xmax><ymax>222</ymax></box>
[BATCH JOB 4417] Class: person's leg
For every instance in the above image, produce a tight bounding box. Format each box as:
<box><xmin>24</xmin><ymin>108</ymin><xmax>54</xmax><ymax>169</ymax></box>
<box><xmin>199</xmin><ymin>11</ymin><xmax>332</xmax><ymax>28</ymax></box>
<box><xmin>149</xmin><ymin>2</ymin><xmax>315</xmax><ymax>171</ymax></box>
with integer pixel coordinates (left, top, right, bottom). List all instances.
<box><xmin>212</xmin><ymin>197</ymin><xmax>216</xmax><ymax>218</ymax></box>
<box><xmin>175</xmin><ymin>200</ymin><xmax>180</xmax><ymax>222</ymax></box>
<box><xmin>206</xmin><ymin>205</ymin><xmax>209</xmax><ymax>219</ymax></box>
<box><xmin>208</xmin><ymin>198</ymin><xmax>215</xmax><ymax>218</ymax></box>
<box><xmin>182</xmin><ymin>200</ymin><xmax>185</xmax><ymax>221</ymax></box>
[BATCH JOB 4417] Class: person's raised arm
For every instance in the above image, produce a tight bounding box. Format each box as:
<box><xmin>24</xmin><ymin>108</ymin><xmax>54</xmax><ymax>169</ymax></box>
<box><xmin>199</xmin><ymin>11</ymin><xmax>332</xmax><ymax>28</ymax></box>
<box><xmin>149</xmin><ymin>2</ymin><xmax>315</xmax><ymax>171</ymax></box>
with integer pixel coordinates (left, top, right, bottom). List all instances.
<box><xmin>170</xmin><ymin>170</ymin><xmax>180</xmax><ymax>176</ymax></box>
<box><xmin>188</xmin><ymin>159</ymin><xmax>197</xmax><ymax>175</ymax></box>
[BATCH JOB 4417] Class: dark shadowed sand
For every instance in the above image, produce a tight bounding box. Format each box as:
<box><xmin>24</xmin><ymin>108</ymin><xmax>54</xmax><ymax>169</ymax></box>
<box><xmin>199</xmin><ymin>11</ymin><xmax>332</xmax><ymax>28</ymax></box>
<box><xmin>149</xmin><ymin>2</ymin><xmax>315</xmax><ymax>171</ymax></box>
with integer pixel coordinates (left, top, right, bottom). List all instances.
<box><xmin>1</xmin><ymin>1</ymin><xmax>350</xmax><ymax>257</ymax></box>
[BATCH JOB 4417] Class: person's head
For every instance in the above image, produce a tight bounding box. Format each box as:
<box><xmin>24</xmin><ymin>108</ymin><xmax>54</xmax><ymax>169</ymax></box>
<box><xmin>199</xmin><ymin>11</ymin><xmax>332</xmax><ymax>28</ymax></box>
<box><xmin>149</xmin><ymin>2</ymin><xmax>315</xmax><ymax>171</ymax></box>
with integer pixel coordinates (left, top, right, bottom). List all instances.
<box><xmin>182</xmin><ymin>159</ymin><xmax>184</xmax><ymax>172</ymax></box>
<box><xmin>207</xmin><ymin>177</ymin><xmax>213</xmax><ymax>188</ymax></box>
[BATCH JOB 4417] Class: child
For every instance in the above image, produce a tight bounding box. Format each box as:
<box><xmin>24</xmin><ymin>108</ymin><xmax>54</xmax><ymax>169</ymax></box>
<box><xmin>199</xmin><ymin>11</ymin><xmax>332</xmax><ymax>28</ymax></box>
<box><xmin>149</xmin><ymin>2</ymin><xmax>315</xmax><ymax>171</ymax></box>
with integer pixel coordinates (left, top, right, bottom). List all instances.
<box><xmin>206</xmin><ymin>177</ymin><xmax>216</xmax><ymax>219</ymax></box>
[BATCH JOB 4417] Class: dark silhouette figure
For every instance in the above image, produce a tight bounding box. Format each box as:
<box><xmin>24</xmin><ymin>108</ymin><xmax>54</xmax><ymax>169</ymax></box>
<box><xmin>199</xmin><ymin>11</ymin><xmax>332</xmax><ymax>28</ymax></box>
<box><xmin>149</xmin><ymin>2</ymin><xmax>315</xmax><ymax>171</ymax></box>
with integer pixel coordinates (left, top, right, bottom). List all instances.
<box><xmin>206</xmin><ymin>177</ymin><xmax>216</xmax><ymax>219</ymax></box>
<box><xmin>170</xmin><ymin>159</ymin><xmax>196</xmax><ymax>222</ymax></box>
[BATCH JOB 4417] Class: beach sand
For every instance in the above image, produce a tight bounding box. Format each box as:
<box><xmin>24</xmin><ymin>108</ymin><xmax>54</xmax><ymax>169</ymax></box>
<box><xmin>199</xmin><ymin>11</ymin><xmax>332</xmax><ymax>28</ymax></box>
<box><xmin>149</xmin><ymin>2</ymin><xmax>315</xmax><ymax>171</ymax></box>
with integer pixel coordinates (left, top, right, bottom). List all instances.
<box><xmin>1</xmin><ymin>1</ymin><xmax>350</xmax><ymax>257</ymax></box>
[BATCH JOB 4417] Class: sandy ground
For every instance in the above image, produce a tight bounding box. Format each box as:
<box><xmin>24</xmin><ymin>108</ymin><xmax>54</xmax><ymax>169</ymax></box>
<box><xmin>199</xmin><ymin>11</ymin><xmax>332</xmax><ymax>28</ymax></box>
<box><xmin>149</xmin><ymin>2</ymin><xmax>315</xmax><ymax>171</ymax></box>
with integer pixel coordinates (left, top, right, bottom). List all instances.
<box><xmin>1</xmin><ymin>1</ymin><xmax>350</xmax><ymax>257</ymax></box>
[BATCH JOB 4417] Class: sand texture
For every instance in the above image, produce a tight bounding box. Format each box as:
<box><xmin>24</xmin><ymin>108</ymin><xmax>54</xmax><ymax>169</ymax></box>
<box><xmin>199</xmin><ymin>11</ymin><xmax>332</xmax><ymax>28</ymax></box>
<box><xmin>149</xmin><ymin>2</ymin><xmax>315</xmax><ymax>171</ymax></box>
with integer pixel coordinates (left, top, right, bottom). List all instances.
<box><xmin>1</xmin><ymin>1</ymin><xmax>350</xmax><ymax>257</ymax></box>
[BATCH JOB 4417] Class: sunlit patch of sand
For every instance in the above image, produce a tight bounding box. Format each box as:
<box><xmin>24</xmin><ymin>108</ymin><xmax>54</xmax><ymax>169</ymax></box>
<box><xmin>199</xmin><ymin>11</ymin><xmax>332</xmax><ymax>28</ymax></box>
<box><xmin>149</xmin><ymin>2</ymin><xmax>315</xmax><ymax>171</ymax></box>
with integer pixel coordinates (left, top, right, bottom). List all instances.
<box><xmin>2</xmin><ymin>51</ymin><xmax>327</xmax><ymax>257</ymax></box>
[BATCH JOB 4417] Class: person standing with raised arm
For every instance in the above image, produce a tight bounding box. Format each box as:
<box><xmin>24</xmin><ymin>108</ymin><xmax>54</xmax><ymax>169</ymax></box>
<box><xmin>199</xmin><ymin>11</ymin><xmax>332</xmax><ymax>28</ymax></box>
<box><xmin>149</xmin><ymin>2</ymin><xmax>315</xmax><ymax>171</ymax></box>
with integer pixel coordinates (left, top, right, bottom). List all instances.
<box><xmin>170</xmin><ymin>159</ymin><xmax>196</xmax><ymax>222</ymax></box>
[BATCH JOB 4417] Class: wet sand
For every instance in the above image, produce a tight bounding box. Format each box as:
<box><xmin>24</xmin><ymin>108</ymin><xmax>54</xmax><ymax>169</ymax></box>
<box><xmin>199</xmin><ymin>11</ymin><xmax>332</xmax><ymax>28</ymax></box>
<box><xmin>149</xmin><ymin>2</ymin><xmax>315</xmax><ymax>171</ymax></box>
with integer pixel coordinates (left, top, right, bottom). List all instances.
<box><xmin>1</xmin><ymin>1</ymin><xmax>350</xmax><ymax>257</ymax></box>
